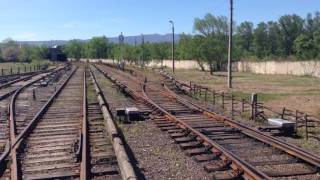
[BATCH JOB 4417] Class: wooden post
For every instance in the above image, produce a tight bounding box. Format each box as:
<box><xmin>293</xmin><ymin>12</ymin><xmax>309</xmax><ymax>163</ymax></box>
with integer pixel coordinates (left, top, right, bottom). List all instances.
<box><xmin>231</xmin><ymin>95</ymin><xmax>234</xmax><ymax>119</ymax></box>
<box><xmin>251</xmin><ymin>93</ymin><xmax>257</xmax><ymax>121</ymax></box>
<box><xmin>24</xmin><ymin>66</ymin><xmax>26</xmax><ymax>72</ymax></box>
<box><xmin>295</xmin><ymin>110</ymin><xmax>298</xmax><ymax>134</ymax></box>
<box><xmin>1</xmin><ymin>69</ymin><xmax>3</xmax><ymax>76</ymax></box>
<box><xmin>305</xmin><ymin>114</ymin><xmax>308</xmax><ymax>140</ymax></box>
<box><xmin>212</xmin><ymin>90</ymin><xmax>216</xmax><ymax>105</ymax></box>
<box><xmin>222</xmin><ymin>92</ymin><xmax>224</xmax><ymax>109</ymax></box>
<box><xmin>281</xmin><ymin>107</ymin><xmax>286</xmax><ymax>119</ymax></box>
<box><xmin>10</xmin><ymin>68</ymin><xmax>12</xmax><ymax>75</ymax></box>
<box><xmin>241</xmin><ymin>99</ymin><xmax>245</xmax><ymax>113</ymax></box>
<box><xmin>204</xmin><ymin>89</ymin><xmax>207</xmax><ymax>103</ymax></box>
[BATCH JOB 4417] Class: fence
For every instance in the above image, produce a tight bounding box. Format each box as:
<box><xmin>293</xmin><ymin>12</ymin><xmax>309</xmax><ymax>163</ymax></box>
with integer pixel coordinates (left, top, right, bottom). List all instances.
<box><xmin>0</xmin><ymin>65</ymin><xmax>45</xmax><ymax>76</ymax></box>
<box><xmin>161</xmin><ymin>70</ymin><xmax>320</xmax><ymax>141</ymax></box>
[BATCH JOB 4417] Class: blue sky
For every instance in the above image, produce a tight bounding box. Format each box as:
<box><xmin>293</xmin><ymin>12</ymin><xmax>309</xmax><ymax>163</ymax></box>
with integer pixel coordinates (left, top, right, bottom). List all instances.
<box><xmin>0</xmin><ymin>0</ymin><xmax>319</xmax><ymax>41</ymax></box>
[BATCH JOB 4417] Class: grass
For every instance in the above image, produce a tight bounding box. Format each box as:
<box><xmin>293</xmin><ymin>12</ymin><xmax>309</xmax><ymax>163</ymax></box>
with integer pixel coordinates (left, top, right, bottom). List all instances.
<box><xmin>0</xmin><ymin>60</ymin><xmax>54</xmax><ymax>75</ymax></box>
<box><xmin>165</xmin><ymin>68</ymin><xmax>320</xmax><ymax>116</ymax></box>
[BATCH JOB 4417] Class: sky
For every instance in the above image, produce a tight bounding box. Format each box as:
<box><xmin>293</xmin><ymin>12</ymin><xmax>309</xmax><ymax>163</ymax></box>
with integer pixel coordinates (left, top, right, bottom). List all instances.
<box><xmin>0</xmin><ymin>0</ymin><xmax>319</xmax><ymax>41</ymax></box>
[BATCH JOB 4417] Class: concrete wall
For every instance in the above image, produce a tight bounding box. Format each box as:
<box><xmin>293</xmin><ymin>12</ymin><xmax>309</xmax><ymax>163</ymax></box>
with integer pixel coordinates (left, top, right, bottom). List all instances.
<box><xmin>235</xmin><ymin>61</ymin><xmax>320</xmax><ymax>77</ymax></box>
<box><xmin>81</xmin><ymin>58</ymin><xmax>320</xmax><ymax>77</ymax></box>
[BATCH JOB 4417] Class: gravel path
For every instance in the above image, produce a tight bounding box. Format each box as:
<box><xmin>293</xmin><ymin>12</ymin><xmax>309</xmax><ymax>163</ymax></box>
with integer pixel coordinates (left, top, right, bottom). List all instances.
<box><xmin>119</xmin><ymin>120</ymin><xmax>212</xmax><ymax>180</ymax></box>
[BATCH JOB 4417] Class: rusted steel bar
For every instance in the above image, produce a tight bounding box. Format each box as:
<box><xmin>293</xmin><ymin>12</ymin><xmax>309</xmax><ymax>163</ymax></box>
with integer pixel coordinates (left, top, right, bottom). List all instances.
<box><xmin>140</xmin><ymin>84</ymin><xmax>269</xmax><ymax>180</ymax></box>
<box><xmin>80</xmin><ymin>67</ymin><xmax>88</xmax><ymax>180</ymax></box>
<box><xmin>162</xmin><ymin>83</ymin><xmax>320</xmax><ymax>169</ymax></box>
<box><xmin>5</xmin><ymin>67</ymin><xmax>65</xmax><ymax>179</ymax></box>
<box><xmin>89</xmin><ymin>66</ymin><xmax>137</xmax><ymax>180</ymax></box>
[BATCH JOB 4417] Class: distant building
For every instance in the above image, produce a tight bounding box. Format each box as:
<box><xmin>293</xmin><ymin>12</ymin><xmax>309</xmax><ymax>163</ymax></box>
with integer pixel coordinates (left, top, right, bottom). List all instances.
<box><xmin>49</xmin><ymin>45</ymin><xmax>67</xmax><ymax>61</ymax></box>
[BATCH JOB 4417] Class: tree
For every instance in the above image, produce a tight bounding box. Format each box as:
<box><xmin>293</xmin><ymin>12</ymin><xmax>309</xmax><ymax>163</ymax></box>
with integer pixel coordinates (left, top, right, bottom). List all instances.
<box><xmin>314</xmin><ymin>30</ymin><xmax>320</xmax><ymax>57</ymax></box>
<box><xmin>193</xmin><ymin>13</ymin><xmax>228</xmax><ymax>73</ymax></box>
<box><xmin>253</xmin><ymin>22</ymin><xmax>269</xmax><ymax>58</ymax></box>
<box><xmin>266</xmin><ymin>21</ymin><xmax>282</xmax><ymax>56</ymax></box>
<box><xmin>18</xmin><ymin>45</ymin><xmax>32</xmax><ymax>62</ymax></box>
<box><xmin>1</xmin><ymin>39</ymin><xmax>20</xmax><ymax>61</ymax></box>
<box><xmin>294</xmin><ymin>34</ymin><xmax>317</xmax><ymax>59</ymax></box>
<box><xmin>64</xmin><ymin>39</ymin><xmax>84</xmax><ymax>60</ymax></box>
<box><xmin>150</xmin><ymin>42</ymin><xmax>170</xmax><ymax>67</ymax></box>
<box><xmin>86</xmin><ymin>36</ymin><xmax>110</xmax><ymax>59</ymax></box>
<box><xmin>278</xmin><ymin>14</ymin><xmax>304</xmax><ymax>56</ymax></box>
<box><xmin>237</xmin><ymin>21</ymin><xmax>254</xmax><ymax>52</ymax></box>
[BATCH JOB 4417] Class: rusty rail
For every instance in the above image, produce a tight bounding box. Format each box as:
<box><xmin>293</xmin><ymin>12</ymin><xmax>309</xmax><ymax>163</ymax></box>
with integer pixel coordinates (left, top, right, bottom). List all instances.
<box><xmin>162</xmin><ymin>83</ymin><xmax>320</xmax><ymax>169</ymax></box>
<box><xmin>80</xmin><ymin>66</ymin><xmax>88</xmax><ymax>180</ymax></box>
<box><xmin>7</xmin><ymin>67</ymin><xmax>77</xmax><ymax>179</ymax></box>
<box><xmin>0</xmin><ymin>66</ymin><xmax>64</xmax><ymax>173</ymax></box>
<box><xmin>89</xmin><ymin>65</ymin><xmax>137</xmax><ymax>180</ymax></box>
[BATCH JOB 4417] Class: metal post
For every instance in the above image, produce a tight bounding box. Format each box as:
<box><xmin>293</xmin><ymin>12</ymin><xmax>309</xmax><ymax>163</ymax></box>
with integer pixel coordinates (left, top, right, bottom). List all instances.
<box><xmin>169</xmin><ymin>20</ymin><xmax>175</xmax><ymax>74</ymax></box>
<box><xmin>227</xmin><ymin>0</ymin><xmax>233</xmax><ymax>88</ymax></box>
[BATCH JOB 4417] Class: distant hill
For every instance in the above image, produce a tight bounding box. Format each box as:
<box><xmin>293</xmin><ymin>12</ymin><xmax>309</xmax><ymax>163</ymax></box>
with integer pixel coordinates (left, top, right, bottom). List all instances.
<box><xmin>18</xmin><ymin>34</ymin><xmax>181</xmax><ymax>46</ymax></box>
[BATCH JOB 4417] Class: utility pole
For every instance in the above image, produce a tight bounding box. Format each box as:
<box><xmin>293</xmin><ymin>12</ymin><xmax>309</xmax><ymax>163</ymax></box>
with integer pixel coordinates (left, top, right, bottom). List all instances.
<box><xmin>119</xmin><ymin>32</ymin><xmax>124</xmax><ymax>69</ymax></box>
<box><xmin>169</xmin><ymin>20</ymin><xmax>175</xmax><ymax>74</ymax></box>
<box><xmin>141</xmin><ymin>34</ymin><xmax>145</xmax><ymax>67</ymax></box>
<box><xmin>227</xmin><ymin>0</ymin><xmax>233</xmax><ymax>88</ymax></box>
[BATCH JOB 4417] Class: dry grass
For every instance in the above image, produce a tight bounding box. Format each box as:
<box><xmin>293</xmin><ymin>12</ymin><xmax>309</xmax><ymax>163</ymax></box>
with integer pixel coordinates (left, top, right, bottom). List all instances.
<box><xmin>168</xmin><ymin>69</ymin><xmax>320</xmax><ymax>118</ymax></box>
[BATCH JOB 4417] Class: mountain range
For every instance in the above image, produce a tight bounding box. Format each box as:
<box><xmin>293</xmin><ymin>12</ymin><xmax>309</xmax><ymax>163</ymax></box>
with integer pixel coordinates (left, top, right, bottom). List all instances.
<box><xmin>18</xmin><ymin>34</ymin><xmax>181</xmax><ymax>46</ymax></box>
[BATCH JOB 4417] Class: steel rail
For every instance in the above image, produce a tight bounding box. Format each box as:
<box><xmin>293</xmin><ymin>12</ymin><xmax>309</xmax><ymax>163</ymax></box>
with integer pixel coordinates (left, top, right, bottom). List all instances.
<box><xmin>141</xmin><ymin>83</ymin><xmax>269</xmax><ymax>180</ymax></box>
<box><xmin>8</xmin><ymin>67</ymin><xmax>77</xmax><ymax>180</ymax></box>
<box><xmin>89</xmin><ymin>65</ymin><xmax>137</xmax><ymax>180</ymax></box>
<box><xmin>80</xmin><ymin>66</ymin><xmax>88</xmax><ymax>180</ymax></box>
<box><xmin>97</xmin><ymin>64</ymin><xmax>320</xmax><ymax>179</ymax></box>
<box><xmin>93</xmin><ymin>64</ymin><xmax>268</xmax><ymax>179</ymax></box>
<box><xmin>163</xmin><ymin>83</ymin><xmax>320</xmax><ymax>169</ymax></box>
<box><xmin>0</xmin><ymin>67</ymin><xmax>63</xmax><ymax>169</ymax></box>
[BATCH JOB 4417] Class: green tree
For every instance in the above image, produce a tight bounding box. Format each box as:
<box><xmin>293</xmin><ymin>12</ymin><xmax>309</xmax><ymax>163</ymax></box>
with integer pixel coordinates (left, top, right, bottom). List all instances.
<box><xmin>150</xmin><ymin>42</ymin><xmax>170</xmax><ymax>67</ymax></box>
<box><xmin>253</xmin><ymin>23</ymin><xmax>269</xmax><ymax>59</ymax></box>
<box><xmin>237</xmin><ymin>21</ymin><xmax>254</xmax><ymax>52</ymax></box>
<box><xmin>64</xmin><ymin>39</ymin><xmax>84</xmax><ymax>60</ymax></box>
<box><xmin>294</xmin><ymin>34</ymin><xmax>317</xmax><ymax>59</ymax></box>
<box><xmin>278</xmin><ymin>14</ymin><xmax>304</xmax><ymax>56</ymax></box>
<box><xmin>193</xmin><ymin>13</ymin><xmax>228</xmax><ymax>73</ymax></box>
<box><xmin>86</xmin><ymin>36</ymin><xmax>110</xmax><ymax>58</ymax></box>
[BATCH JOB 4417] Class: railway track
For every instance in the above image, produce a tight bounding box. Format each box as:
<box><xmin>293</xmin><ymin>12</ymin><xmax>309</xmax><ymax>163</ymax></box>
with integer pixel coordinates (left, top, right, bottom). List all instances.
<box><xmin>94</xmin><ymin>63</ymin><xmax>320</xmax><ymax>180</ymax></box>
<box><xmin>0</xmin><ymin>67</ymin><xmax>64</xmax><ymax>166</ymax></box>
<box><xmin>0</xmin><ymin>64</ymin><xmax>137</xmax><ymax>180</ymax></box>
